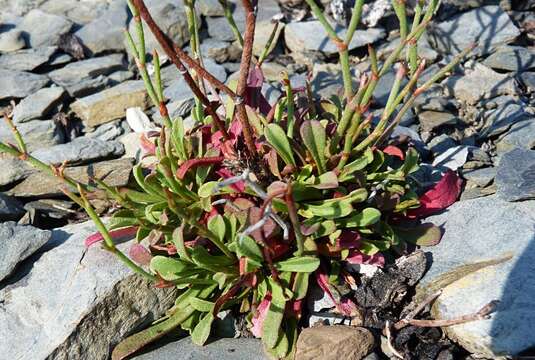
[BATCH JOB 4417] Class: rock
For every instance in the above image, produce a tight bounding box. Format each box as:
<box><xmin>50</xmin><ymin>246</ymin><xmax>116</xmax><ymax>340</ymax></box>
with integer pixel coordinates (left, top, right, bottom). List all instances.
<box><xmin>152</xmin><ymin>98</ymin><xmax>194</xmax><ymax>125</ymax></box>
<box><xmin>253</xmin><ymin>20</ymin><xmax>284</xmax><ymax>58</ymax></box>
<box><xmin>420</xmin><ymin>195</ymin><xmax>535</xmax><ymax>358</ymax></box>
<box><xmin>462</xmin><ymin>167</ymin><xmax>496</xmax><ymax>188</ymax></box>
<box><xmin>483</xmin><ymin>45</ymin><xmax>535</xmax><ymax>72</ymax></box>
<box><xmin>86</xmin><ymin>121</ymin><xmax>129</xmax><ymax>142</ymax></box>
<box><xmin>196</xmin><ymin>0</ymin><xmax>226</xmax><ymax>16</ymax></box>
<box><xmin>18</xmin><ymin>9</ymin><xmax>73</xmax><ymax>47</ymax></box>
<box><xmin>75</xmin><ymin>2</ymin><xmax>128</xmax><ymax>55</ymax></box>
<box><xmin>48</xmin><ymin>54</ymin><xmax>125</xmax><ymax>97</ymax></box>
<box><xmin>0</xmin><ymin>29</ymin><xmax>25</xmax><ymax>52</ymax></box>
<box><xmin>71</xmin><ymin>80</ymin><xmax>149</xmax><ymax>127</ymax></box>
<box><xmin>295</xmin><ymin>325</ymin><xmax>374</xmax><ymax>360</ymax></box>
<box><xmin>432</xmin><ymin>145</ymin><xmax>469</xmax><ymax>171</ymax></box>
<box><xmin>428</xmin><ymin>6</ymin><xmax>520</xmax><ymax>56</ymax></box>
<box><xmin>479</xmin><ymin>97</ymin><xmax>531</xmax><ymax>139</ymax></box>
<box><xmin>7</xmin><ymin>158</ymin><xmax>133</xmax><ymax>198</ymax></box>
<box><xmin>0</xmin><ymin>193</ymin><xmax>24</xmax><ymax>221</ymax></box>
<box><xmin>285</xmin><ymin>20</ymin><xmax>385</xmax><ymax>55</ymax></box>
<box><xmin>12</xmin><ymin>87</ymin><xmax>66</xmax><ymax>123</ymax></box>
<box><xmin>200</xmin><ymin>39</ymin><xmax>239</xmax><ymax>63</ymax></box>
<box><xmin>30</xmin><ymin>137</ymin><xmax>124</xmax><ymax>165</ymax></box>
<box><xmin>37</xmin><ymin>0</ymin><xmax>108</xmax><ymax>24</ymax></box>
<box><xmin>0</xmin><ymin>155</ymin><xmax>33</xmax><ymax>186</ymax></box>
<box><xmin>418</xmin><ymin>110</ymin><xmax>458</xmax><ymax>133</ymax></box>
<box><xmin>444</xmin><ymin>63</ymin><xmax>517</xmax><ymax>105</ymax></box>
<box><xmin>495</xmin><ymin>118</ymin><xmax>535</xmax><ymax>153</ymax></box>
<box><xmin>20</xmin><ymin>199</ymin><xmax>75</xmax><ymax>228</ymax></box>
<box><xmin>520</xmin><ymin>71</ymin><xmax>535</xmax><ymax>93</ymax></box>
<box><xmin>0</xmin><ymin>119</ymin><xmax>64</xmax><ymax>152</ymax></box>
<box><xmin>495</xmin><ymin>148</ymin><xmax>535</xmax><ymax>201</ymax></box>
<box><xmin>377</xmin><ymin>34</ymin><xmax>438</xmax><ymax>64</ymax></box>
<box><xmin>0</xmin><ymin>222</ymin><xmax>51</xmax><ymax>282</ymax></box>
<box><xmin>428</xmin><ymin>134</ymin><xmax>457</xmax><ymax>156</ymax></box>
<box><xmin>0</xmin><ymin>46</ymin><xmax>56</xmax><ymax>71</ymax></box>
<box><xmin>373</xmin><ymin>69</ymin><xmax>408</xmax><ymax>107</ymax></box>
<box><xmin>413</xmin><ymin>84</ymin><xmax>458</xmax><ymax>113</ymax></box>
<box><xmin>0</xmin><ymin>221</ymin><xmax>177</xmax><ymax>360</ymax></box>
<box><xmin>133</xmin><ymin>337</ymin><xmax>265</xmax><ymax>360</ymax></box>
<box><xmin>0</xmin><ymin>69</ymin><xmax>49</xmax><ymax>100</ymax></box>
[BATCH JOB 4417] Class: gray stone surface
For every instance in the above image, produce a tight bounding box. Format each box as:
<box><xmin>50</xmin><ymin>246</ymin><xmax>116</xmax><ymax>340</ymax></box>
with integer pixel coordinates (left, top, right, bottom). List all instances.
<box><xmin>48</xmin><ymin>54</ymin><xmax>125</xmax><ymax>97</ymax></box>
<box><xmin>133</xmin><ymin>337</ymin><xmax>265</xmax><ymax>360</ymax></box>
<box><xmin>0</xmin><ymin>119</ymin><xmax>64</xmax><ymax>152</ymax></box>
<box><xmin>428</xmin><ymin>6</ymin><xmax>520</xmax><ymax>56</ymax></box>
<box><xmin>0</xmin><ymin>221</ymin><xmax>177</xmax><ymax>360</ymax></box>
<box><xmin>285</xmin><ymin>20</ymin><xmax>385</xmax><ymax>55</ymax></box>
<box><xmin>0</xmin><ymin>29</ymin><xmax>25</xmax><ymax>52</ymax></box>
<box><xmin>75</xmin><ymin>1</ymin><xmax>128</xmax><ymax>55</ymax></box>
<box><xmin>0</xmin><ymin>46</ymin><xmax>56</xmax><ymax>71</ymax></box>
<box><xmin>479</xmin><ymin>97</ymin><xmax>531</xmax><ymax>139</ymax></box>
<box><xmin>0</xmin><ymin>193</ymin><xmax>25</xmax><ymax>221</ymax></box>
<box><xmin>196</xmin><ymin>0</ymin><xmax>226</xmax><ymax>16</ymax></box>
<box><xmin>17</xmin><ymin>9</ymin><xmax>73</xmax><ymax>47</ymax></box>
<box><xmin>418</xmin><ymin>110</ymin><xmax>458</xmax><ymax>133</ymax></box>
<box><xmin>428</xmin><ymin>134</ymin><xmax>457</xmax><ymax>156</ymax></box>
<box><xmin>200</xmin><ymin>38</ymin><xmax>238</xmax><ymax>63</ymax></box>
<box><xmin>12</xmin><ymin>87</ymin><xmax>66</xmax><ymax>123</ymax></box>
<box><xmin>0</xmin><ymin>69</ymin><xmax>49</xmax><ymax>100</ymax></box>
<box><xmin>0</xmin><ymin>222</ymin><xmax>51</xmax><ymax>282</ymax></box>
<box><xmin>0</xmin><ymin>155</ymin><xmax>34</xmax><ymax>186</ymax></box>
<box><xmin>461</xmin><ymin>167</ymin><xmax>496</xmax><ymax>188</ymax></box>
<box><xmin>520</xmin><ymin>71</ymin><xmax>535</xmax><ymax>93</ymax></box>
<box><xmin>483</xmin><ymin>45</ymin><xmax>535</xmax><ymax>72</ymax></box>
<box><xmin>496</xmin><ymin>118</ymin><xmax>535</xmax><ymax>154</ymax></box>
<box><xmin>420</xmin><ymin>196</ymin><xmax>535</xmax><ymax>358</ymax></box>
<box><xmin>495</xmin><ymin>148</ymin><xmax>535</xmax><ymax>202</ymax></box>
<box><xmin>31</xmin><ymin>137</ymin><xmax>124</xmax><ymax>165</ymax></box>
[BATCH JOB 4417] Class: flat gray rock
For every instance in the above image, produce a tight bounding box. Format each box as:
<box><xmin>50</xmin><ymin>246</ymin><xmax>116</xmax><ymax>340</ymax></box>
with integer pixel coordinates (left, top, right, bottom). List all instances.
<box><xmin>0</xmin><ymin>193</ymin><xmax>24</xmax><ymax>221</ymax></box>
<box><xmin>461</xmin><ymin>167</ymin><xmax>496</xmax><ymax>188</ymax></box>
<box><xmin>75</xmin><ymin>2</ymin><xmax>128</xmax><ymax>55</ymax></box>
<box><xmin>0</xmin><ymin>29</ymin><xmax>25</xmax><ymax>52</ymax></box>
<box><xmin>520</xmin><ymin>72</ymin><xmax>535</xmax><ymax>93</ymax></box>
<box><xmin>418</xmin><ymin>110</ymin><xmax>458</xmax><ymax>133</ymax></box>
<box><xmin>0</xmin><ymin>221</ymin><xmax>177</xmax><ymax>360</ymax></box>
<box><xmin>0</xmin><ymin>69</ymin><xmax>49</xmax><ymax>100</ymax></box>
<box><xmin>428</xmin><ymin>6</ymin><xmax>520</xmax><ymax>56</ymax></box>
<box><xmin>133</xmin><ymin>337</ymin><xmax>265</xmax><ymax>360</ymax></box>
<box><xmin>196</xmin><ymin>0</ymin><xmax>226</xmax><ymax>16</ymax></box>
<box><xmin>12</xmin><ymin>87</ymin><xmax>66</xmax><ymax>123</ymax></box>
<box><xmin>0</xmin><ymin>222</ymin><xmax>51</xmax><ymax>282</ymax></box>
<box><xmin>30</xmin><ymin>137</ymin><xmax>124</xmax><ymax>165</ymax></box>
<box><xmin>285</xmin><ymin>20</ymin><xmax>385</xmax><ymax>55</ymax></box>
<box><xmin>48</xmin><ymin>54</ymin><xmax>125</xmax><ymax>97</ymax></box>
<box><xmin>479</xmin><ymin>97</ymin><xmax>531</xmax><ymax>139</ymax></box>
<box><xmin>0</xmin><ymin>119</ymin><xmax>64</xmax><ymax>152</ymax></box>
<box><xmin>420</xmin><ymin>196</ymin><xmax>535</xmax><ymax>358</ymax></box>
<box><xmin>483</xmin><ymin>46</ymin><xmax>535</xmax><ymax>72</ymax></box>
<box><xmin>18</xmin><ymin>9</ymin><xmax>73</xmax><ymax>47</ymax></box>
<box><xmin>0</xmin><ymin>155</ymin><xmax>34</xmax><ymax>186</ymax></box>
<box><xmin>0</xmin><ymin>46</ymin><xmax>56</xmax><ymax>71</ymax></box>
<box><xmin>495</xmin><ymin>148</ymin><xmax>535</xmax><ymax>202</ymax></box>
<box><xmin>496</xmin><ymin>118</ymin><xmax>535</xmax><ymax>154</ymax></box>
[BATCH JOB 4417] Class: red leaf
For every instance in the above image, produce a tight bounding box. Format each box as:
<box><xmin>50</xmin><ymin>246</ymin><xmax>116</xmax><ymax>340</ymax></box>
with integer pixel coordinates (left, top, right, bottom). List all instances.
<box><xmin>383</xmin><ymin>145</ymin><xmax>405</xmax><ymax>160</ymax></box>
<box><xmin>315</xmin><ymin>266</ymin><xmax>354</xmax><ymax>316</ymax></box>
<box><xmin>176</xmin><ymin>156</ymin><xmax>224</xmax><ymax>180</ymax></box>
<box><xmin>85</xmin><ymin>226</ymin><xmax>138</xmax><ymax>247</ymax></box>
<box><xmin>406</xmin><ymin>170</ymin><xmax>463</xmax><ymax>219</ymax></box>
<box><xmin>251</xmin><ymin>293</ymin><xmax>272</xmax><ymax>337</ymax></box>
<box><xmin>217</xmin><ymin>168</ymin><xmax>245</xmax><ymax>192</ymax></box>
<box><xmin>337</xmin><ymin>230</ymin><xmax>361</xmax><ymax>250</ymax></box>
<box><xmin>346</xmin><ymin>250</ymin><xmax>385</xmax><ymax>267</ymax></box>
<box><xmin>129</xmin><ymin>244</ymin><xmax>152</xmax><ymax>265</ymax></box>
<box><xmin>139</xmin><ymin>133</ymin><xmax>156</xmax><ymax>155</ymax></box>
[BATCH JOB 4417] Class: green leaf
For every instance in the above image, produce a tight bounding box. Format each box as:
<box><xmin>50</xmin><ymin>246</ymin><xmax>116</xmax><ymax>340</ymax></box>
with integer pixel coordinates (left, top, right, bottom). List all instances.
<box><xmin>309</xmin><ymin>171</ymin><xmax>338</xmax><ymax>189</ymax></box>
<box><xmin>395</xmin><ymin>223</ymin><xmax>442</xmax><ymax>246</ymax></box>
<box><xmin>274</xmin><ymin>256</ymin><xmax>320</xmax><ymax>273</ymax></box>
<box><xmin>339</xmin><ymin>147</ymin><xmax>374</xmax><ymax>181</ymax></box>
<box><xmin>172</xmin><ymin>226</ymin><xmax>192</xmax><ymax>262</ymax></box>
<box><xmin>108</xmin><ymin>210</ymin><xmax>139</xmax><ymax>230</ymax></box>
<box><xmin>401</xmin><ymin>147</ymin><xmax>419</xmax><ymax>175</ymax></box>
<box><xmin>237</xmin><ymin>235</ymin><xmax>263</xmax><ymax>263</ymax></box>
<box><xmin>338</xmin><ymin>208</ymin><xmax>381</xmax><ymax>227</ymax></box>
<box><xmin>300</xmin><ymin>120</ymin><xmax>327</xmax><ymax>174</ymax></box>
<box><xmin>150</xmin><ymin>256</ymin><xmax>189</xmax><ymax>281</ymax></box>
<box><xmin>191</xmin><ymin>312</ymin><xmax>214</xmax><ymax>346</ymax></box>
<box><xmin>208</xmin><ymin>214</ymin><xmax>226</xmax><ymax>242</ymax></box>
<box><xmin>124</xmin><ymin>189</ymin><xmax>163</xmax><ymax>204</ymax></box>
<box><xmin>171</xmin><ymin>117</ymin><xmax>187</xmax><ymax>161</ymax></box>
<box><xmin>300</xmin><ymin>189</ymin><xmax>367</xmax><ymax>219</ymax></box>
<box><xmin>292</xmin><ymin>273</ymin><xmax>309</xmax><ymax>300</ymax></box>
<box><xmin>263</xmin><ymin>281</ymin><xmax>286</xmax><ymax>349</ymax></box>
<box><xmin>198</xmin><ymin>181</ymin><xmax>218</xmax><ymax>198</ymax></box>
<box><xmin>190</xmin><ymin>297</ymin><xmax>215</xmax><ymax>312</ymax></box>
<box><xmin>265</xmin><ymin>123</ymin><xmax>296</xmax><ymax>167</ymax></box>
<box><xmin>190</xmin><ymin>246</ymin><xmax>235</xmax><ymax>272</ymax></box>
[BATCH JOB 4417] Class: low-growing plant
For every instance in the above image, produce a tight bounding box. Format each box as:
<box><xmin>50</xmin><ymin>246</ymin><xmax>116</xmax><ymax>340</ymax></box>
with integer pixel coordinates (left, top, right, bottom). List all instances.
<box><xmin>0</xmin><ymin>0</ymin><xmax>470</xmax><ymax>358</ymax></box>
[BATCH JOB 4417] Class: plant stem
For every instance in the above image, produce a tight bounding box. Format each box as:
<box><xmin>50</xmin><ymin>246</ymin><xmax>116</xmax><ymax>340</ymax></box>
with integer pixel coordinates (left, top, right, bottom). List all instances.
<box><xmin>285</xmin><ymin>182</ymin><xmax>304</xmax><ymax>256</ymax></box>
<box><xmin>281</xmin><ymin>71</ymin><xmax>295</xmax><ymax>138</ymax></box>
<box><xmin>218</xmin><ymin>0</ymin><xmax>244</xmax><ymax>46</ymax></box>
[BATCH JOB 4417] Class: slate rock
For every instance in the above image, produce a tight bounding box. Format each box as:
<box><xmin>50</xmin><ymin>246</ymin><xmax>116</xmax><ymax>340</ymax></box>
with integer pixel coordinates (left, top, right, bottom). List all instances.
<box><xmin>86</xmin><ymin>121</ymin><xmax>129</xmax><ymax>142</ymax></box>
<box><xmin>8</xmin><ymin>158</ymin><xmax>134</xmax><ymax>198</ymax></box>
<box><xmin>0</xmin><ymin>221</ymin><xmax>177</xmax><ymax>360</ymax></box>
<box><xmin>200</xmin><ymin>38</ymin><xmax>239</xmax><ymax>63</ymax></box>
<box><xmin>495</xmin><ymin>148</ymin><xmax>535</xmax><ymax>201</ymax></box>
<box><xmin>133</xmin><ymin>337</ymin><xmax>265</xmax><ymax>360</ymax></box>
<box><xmin>483</xmin><ymin>45</ymin><xmax>535</xmax><ymax>72</ymax></box>
<box><xmin>12</xmin><ymin>87</ymin><xmax>66</xmax><ymax>123</ymax></box>
<box><xmin>196</xmin><ymin>0</ymin><xmax>227</xmax><ymax>16</ymax></box>
<box><xmin>461</xmin><ymin>167</ymin><xmax>496</xmax><ymax>187</ymax></box>
<box><xmin>0</xmin><ymin>46</ymin><xmax>56</xmax><ymax>71</ymax></box>
<box><xmin>418</xmin><ymin>110</ymin><xmax>458</xmax><ymax>133</ymax></box>
<box><xmin>0</xmin><ymin>222</ymin><xmax>51</xmax><ymax>282</ymax></box>
<box><xmin>295</xmin><ymin>325</ymin><xmax>374</xmax><ymax>360</ymax></box>
<box><xmin>479</xmin><ymin>96</ymin><xmax>531</xmax><ymax>139</ymax></box>
<box><xmin>432</xmin><ymin>145</ymin><xmax>469</xmax><ymax>171</ymax></box>
<box><xmin>71</xmin><ymin>80</ymin><xmax>149</xmax><ymax>127</ymax></box>
<box><xmin>0</xmin><ymin>193</ymin><xmax>24</xmax><ymax>221</ymax></box>
<box><xmin>31</xmin><ymin>137</ymin><xmax>124</xmax><ymax>165</ymax></box>
<box><xmin>0</xmin><ymin>155</ymin><xmax>33</xmax><ymax>186</ymax></box>
<box><xmin>428</xmin><ymin>6</ymin><xmax>520</xmax><ymax>56</ymax></box>
<box><xmin>495</xmin><ymin>118</ymin><xmax>535</xmax><ymax>153</ymax></box>
<box><xmin>520</xmin><ymin>71</ymin><xmax>535</xmax><ymax>93</ymax></box>
<box><xmin>0</xmin><ymin>69</ymin><xmax>49</xmax><ymax>100</ymax></box>
<box><xmin>427</xmin><ymin>134</ymin><xmax>457</xmax><ymax>156</ymax></box>
<box><xmin>373</xmin><ymin>69</ymin><xmax>408</xmax><ymax>107</ymax></box>
<box><xmin>420</xmin><ymin>195</ymin><xmax>535</xmax><ymax>358</ymax></box>
<box><xmin>48</xmin><ymin>54</ymin><xmax>125</xmax><ymax>97</ymax></box>
<box><xmin>75</xmin><ymin>2</ymin><xmax>129</xmax><ymax>55</ymax></box>
<box><xmin>0</xmin><ymin>29</ymin><xmax>25</xmax><ymax>52</ymax></box>
<box><xmin>0</xmin><ymin>119</ymin><xmax>63</xmax><ymax>152</ymax></box>
<box><xmin>444</xmin><ymin>63</ymin><xmax>517</xmax><ymax>105</ymax></box>
<box><xmin>152</xmin><ymin>98</ymin><xmax>194</xmax><ymax>125</ymax></box>
<box><xmin>285</xmin><ymin>20</ymin><xmax>385</xmax><ymax>55</ymax></box>
<box><xmin>38</xmin><ymin>0</ymin><xmax>109</xmax><ymax>24</ymax></box>
<box><xmin>253</xmin><ymin>20</ymin><xmax>284</xmax><ymax>58</ymax></box>
<box><xmin>18</xmin><ymin>9</ymin><xmax>73</xmax><ymax>47</ymax></box>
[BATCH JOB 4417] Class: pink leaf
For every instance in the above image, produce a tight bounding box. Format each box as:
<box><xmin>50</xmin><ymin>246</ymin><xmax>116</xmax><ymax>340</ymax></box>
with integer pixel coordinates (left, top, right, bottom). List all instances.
<box><xmin>406</xmin><ymin>170</ymin><xmax>463</xmax><ymax>219</ymax></box>
<box><xmin>251</xmin><ymin>293</ymin><xmax>272</xmax><ymax>338</ymax></box>
<box><xmin>383</xmin><ymin>145</ymin><xmax>405</xmax><ymax>160</ymax></box>
<box><xmin>139</xmin><ymin>133</ymin><xmax>156</xmax><ymax>155</ymax></box>
<box><xmin>129</xmin><ymin>244</ymin><xmax>152</xmax><ymax>265</ymax></box>
<box><xmin>176</xmin><ymin>156</ymin><xmax>224</xmax><ymax>180</ymax></box>
<box><xmin>346</xmin><ymin>250</ymin><xmax>386</xmax><ymax>267</ymax></box>
<box><xmin>217</xmin><ymin>168</ymin><xmax>245</xmax><ymax>192</ymax></box>
<box><xmin>339</xmin><ymin>298</ymin><xmax>358</xmax><ymax>317</ymax></box>
<box><xmin>85</xmin><ymin>226</ymin><xmax>138</xmax><ymax>247</ymax></box>
<box><xmin>337</xmin><ymin>230</ymin><xmax>361</xmax><ymax>249</ymax></box>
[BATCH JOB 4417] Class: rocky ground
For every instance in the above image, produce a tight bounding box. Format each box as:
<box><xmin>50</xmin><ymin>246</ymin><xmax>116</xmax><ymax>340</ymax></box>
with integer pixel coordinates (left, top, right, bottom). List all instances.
<box><xmin>0</xmin><ymin>0</ymin><xmax>534</xmax><ymax>359</ymax></box>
